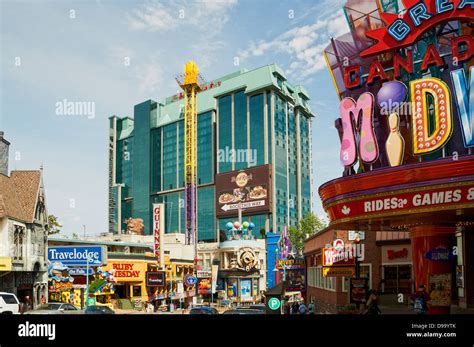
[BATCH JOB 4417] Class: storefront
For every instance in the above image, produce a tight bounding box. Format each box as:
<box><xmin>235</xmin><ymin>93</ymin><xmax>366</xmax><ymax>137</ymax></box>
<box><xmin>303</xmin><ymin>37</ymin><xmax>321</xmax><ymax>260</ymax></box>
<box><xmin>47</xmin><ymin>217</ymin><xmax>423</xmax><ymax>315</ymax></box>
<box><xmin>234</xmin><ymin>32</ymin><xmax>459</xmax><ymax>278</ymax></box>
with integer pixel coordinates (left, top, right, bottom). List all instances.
<box><xmin>103</xmin><ymin>260</ymin><xmax>149</xmax><ymax>301</ymax></box>
<box><xmin>221</xmin><ymin>274</ymin><xmax>260</xmax><ymax>303</ymax></box>
<box><xmin>380</xmin><ymin>244</ymin><xmax>412</xmax><ymax>294</ymax></box>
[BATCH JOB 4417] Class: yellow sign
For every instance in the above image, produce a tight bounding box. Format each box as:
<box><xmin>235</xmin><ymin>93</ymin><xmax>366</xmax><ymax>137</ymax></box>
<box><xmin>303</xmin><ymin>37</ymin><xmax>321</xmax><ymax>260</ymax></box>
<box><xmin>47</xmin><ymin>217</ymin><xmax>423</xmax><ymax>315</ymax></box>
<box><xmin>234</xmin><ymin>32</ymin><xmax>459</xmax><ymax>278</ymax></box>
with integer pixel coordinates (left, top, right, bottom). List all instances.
<box><xmin>0</xmin><ymin>257</ymin><xmax>12</xmax><ymax>271</ymax></box>
<box><xmin>103</xmin><ymin>261</ymin><xmax>147</xmax><ymax>282</ymax></box>
<box><xmin>323</xmin><ymin>266</ymin><xmax>355</xmax><ymax>277</ymax></box>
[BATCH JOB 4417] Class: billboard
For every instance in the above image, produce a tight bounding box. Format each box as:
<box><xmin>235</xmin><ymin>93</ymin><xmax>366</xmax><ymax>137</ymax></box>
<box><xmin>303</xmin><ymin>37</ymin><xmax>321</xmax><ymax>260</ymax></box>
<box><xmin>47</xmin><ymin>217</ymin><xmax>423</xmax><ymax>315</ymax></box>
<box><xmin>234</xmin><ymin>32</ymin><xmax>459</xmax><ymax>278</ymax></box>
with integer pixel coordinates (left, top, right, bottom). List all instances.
<box><xmin>47</xmin><ymin>246</ymin><xmax>107</xmax><ymax>266</ymax></box>
<box><xmin>152</xmin><ymin>203</ymin><xmax>165</xmax><ymax>268</ymax></box>
<box><xmin>146</xmin><ymin>271</ymin><xmax>165</xmax><ymax>287</ymax></box>
<box><xmin>215</xmin><ymin>164</ymin><xmax>271</xmax><ymax>217</ymax></box>
<box><xmin>285</xmin><ymin>268</ymin><xmax>306</xmax><ymax>291</ymax></box>
<box><xmin>198</xmin><ymin>278</ymin><xmax>211</xmax><ymax>294</ymax></box>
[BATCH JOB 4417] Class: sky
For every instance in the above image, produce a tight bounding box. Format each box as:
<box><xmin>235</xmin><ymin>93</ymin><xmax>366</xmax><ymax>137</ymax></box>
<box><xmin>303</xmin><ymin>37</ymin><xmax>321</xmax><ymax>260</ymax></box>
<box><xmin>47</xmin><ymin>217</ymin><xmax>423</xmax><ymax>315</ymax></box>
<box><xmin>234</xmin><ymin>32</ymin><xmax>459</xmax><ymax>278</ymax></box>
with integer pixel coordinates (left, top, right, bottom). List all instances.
<box><xmin>0</xmin><ymin>0</ymin><xmax>348</xmax><ymax>236</ymax></box>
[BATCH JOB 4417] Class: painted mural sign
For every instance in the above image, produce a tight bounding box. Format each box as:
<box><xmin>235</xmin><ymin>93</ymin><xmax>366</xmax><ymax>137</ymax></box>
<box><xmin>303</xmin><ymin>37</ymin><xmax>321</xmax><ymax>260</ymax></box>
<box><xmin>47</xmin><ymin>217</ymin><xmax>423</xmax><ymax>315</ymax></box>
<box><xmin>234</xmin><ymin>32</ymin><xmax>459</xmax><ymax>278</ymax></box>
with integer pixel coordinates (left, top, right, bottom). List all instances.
<box><xmin>335</xmin><ymin>0</ymin><xmax>473</xmax><ymax>170</ymax></box>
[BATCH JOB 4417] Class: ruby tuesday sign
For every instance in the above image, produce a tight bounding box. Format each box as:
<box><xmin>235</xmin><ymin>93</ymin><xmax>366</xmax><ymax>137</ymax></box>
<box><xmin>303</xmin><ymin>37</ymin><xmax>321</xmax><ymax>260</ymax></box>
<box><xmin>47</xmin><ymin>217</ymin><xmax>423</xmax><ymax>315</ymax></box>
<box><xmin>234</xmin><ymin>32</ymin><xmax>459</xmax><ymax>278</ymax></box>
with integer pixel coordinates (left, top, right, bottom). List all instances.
<box><xmin>338</xmin><ymin>0</ymin><xmax>473</xmax><ymax>169</ymax></box>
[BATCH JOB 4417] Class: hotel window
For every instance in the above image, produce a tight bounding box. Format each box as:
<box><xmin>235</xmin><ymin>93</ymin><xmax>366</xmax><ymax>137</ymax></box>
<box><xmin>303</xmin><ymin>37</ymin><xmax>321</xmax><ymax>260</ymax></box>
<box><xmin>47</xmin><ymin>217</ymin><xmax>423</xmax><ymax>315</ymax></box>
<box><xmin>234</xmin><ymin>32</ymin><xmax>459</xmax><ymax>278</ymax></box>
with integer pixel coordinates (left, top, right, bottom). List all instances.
<box><xmin>13</xmin><ymin>225</ymin><xmax>25</xmax><ymax>261</ymax></box>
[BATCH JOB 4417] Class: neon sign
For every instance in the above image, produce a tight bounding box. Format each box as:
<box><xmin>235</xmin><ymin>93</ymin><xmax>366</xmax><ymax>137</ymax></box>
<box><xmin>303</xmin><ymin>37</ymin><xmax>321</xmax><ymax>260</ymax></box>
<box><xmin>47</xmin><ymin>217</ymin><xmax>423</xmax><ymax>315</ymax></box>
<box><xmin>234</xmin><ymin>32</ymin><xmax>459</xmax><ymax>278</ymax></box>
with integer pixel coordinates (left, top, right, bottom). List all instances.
<box><xmin>336</xmin><ymin>0</ymin><xmax>473</xmax><ymax>169</ymax></box>
<box><xmin>360</xmin><ymin>0</ymin><xmax>473</xmax><ymax>57</ymax></box>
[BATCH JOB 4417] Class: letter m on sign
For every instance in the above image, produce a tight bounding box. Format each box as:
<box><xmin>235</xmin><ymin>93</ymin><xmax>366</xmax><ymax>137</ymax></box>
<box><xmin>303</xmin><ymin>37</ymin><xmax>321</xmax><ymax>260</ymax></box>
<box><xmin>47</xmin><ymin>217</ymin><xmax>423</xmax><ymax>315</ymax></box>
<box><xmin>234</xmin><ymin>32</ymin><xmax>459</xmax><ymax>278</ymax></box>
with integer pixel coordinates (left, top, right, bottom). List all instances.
<box><xmin>339</xmin><ymin>93</ymin><xmax>378</xmax><ymax>167</ymax></box>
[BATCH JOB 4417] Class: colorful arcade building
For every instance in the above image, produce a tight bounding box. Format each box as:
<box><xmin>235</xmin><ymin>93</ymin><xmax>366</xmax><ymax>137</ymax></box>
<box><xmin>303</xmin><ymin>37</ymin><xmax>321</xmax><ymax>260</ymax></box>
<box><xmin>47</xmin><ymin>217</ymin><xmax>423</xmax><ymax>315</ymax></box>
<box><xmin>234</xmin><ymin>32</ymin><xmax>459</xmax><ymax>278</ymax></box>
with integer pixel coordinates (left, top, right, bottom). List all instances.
<box><xmin>320</xmin><ymin>0</ymin><xmax>473</xmax><ymax>313</ymax></box>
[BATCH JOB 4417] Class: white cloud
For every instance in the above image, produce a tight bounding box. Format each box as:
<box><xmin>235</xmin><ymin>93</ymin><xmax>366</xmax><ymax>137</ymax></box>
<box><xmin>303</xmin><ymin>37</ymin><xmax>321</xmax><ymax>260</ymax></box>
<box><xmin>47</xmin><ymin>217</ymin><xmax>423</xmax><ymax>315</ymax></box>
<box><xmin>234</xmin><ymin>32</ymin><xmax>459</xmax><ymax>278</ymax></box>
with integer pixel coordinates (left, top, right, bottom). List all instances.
<box><xmin>128</xmin><ymin>2</ymin><xmax>177</xmax><ymax>31</ymax></box>
<box><xmin>238</xmin><ymin>9</ymin><xmax>349</xmax><ymax>83</ymax></box>
<box><xmin>128</xmin><ymin>0</ymin><xmax>238</xmax><ymax>32</ymax></box>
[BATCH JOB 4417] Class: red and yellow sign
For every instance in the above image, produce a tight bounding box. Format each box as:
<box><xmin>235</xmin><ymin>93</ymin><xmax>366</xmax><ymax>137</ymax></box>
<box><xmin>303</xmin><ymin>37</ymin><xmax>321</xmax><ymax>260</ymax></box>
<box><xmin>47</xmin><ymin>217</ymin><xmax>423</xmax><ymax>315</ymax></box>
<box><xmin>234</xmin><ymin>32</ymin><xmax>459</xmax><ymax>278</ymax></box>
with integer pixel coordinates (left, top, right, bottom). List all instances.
<box><xmin>103</xmin><ymin>261</ymin><xmax>147</xmax><ymax>281</ymax></box>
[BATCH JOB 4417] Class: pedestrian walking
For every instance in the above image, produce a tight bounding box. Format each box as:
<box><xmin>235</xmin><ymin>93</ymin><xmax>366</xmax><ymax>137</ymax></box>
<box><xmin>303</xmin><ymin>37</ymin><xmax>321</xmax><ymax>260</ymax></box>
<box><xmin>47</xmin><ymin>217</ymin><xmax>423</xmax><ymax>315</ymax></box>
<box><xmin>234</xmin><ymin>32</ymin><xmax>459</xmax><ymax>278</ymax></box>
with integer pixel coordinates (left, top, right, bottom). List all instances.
<box><xmin>298</xmin><ymin>302</ymin><xmax>308</xmax><ymax>315</ymax></box>
<box><xmin>290</xmin><ymin>302</ymin><xmax>298</xmax><ymax>314</ymax></box>
<box><xmin>411</xmin><ymin>284</ymin><xmax>430</xmax><ymax>314</ymax></box>
<box><xmin>308</xmin><ymin>300</ymin><xmax>315</xmax><ymax>314</ymax></box>
<box><xmin>365</xmin><ymin>290</ymin><xmax>381</xmax><ymax>315</ymax></box>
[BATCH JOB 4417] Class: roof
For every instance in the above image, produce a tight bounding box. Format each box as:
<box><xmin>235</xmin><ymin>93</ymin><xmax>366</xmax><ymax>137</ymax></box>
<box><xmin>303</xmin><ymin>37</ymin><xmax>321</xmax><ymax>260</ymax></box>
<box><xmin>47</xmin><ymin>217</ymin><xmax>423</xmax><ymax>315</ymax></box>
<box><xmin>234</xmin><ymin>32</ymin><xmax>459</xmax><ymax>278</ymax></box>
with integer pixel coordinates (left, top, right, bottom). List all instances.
<box><xmin>114</xmin><ymin>64</ymin><xmax>314</xmax><ymax>140</ymax></box>
<box><xmin>0</xmin><ymin>171</ymin><xmax>41</xmax><ymax>223</ymax></box>
<box><xmin>265</xmin><ymin>281</ymin><xmax>288</xmax><ymax>296</ymax></box>
<box><xmin>48</xmin><ymin>237</ymin><xmax>153</xmax><ymax>249</ymax></box>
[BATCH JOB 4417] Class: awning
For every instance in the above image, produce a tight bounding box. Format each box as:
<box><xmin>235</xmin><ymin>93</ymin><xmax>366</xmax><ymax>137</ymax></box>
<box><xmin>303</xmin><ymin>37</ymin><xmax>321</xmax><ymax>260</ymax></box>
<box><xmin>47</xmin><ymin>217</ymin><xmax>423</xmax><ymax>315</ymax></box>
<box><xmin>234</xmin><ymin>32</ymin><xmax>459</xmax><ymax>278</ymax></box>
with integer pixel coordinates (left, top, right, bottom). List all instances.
<box><xmin>264</xmin><ymin>281</ymin><xmax>288</xmax><ymax>296</ymax></box>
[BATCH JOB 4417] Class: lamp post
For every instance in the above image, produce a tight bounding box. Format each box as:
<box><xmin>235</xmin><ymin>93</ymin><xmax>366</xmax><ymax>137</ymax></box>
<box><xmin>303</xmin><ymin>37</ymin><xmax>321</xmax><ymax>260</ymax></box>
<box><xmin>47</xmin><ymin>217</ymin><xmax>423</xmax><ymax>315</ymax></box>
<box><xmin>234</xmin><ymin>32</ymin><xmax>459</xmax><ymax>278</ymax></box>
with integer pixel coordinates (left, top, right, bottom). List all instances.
<box><xmin>354</xmin><ymin>232</ymin><xmax>361</xmax><ymax>312</ymax></box>
<box><xmin>275</xmin><ymin>247</ymin><xmax>288</xmax><ymax>314</ymax></box>
<box><xmin>85</xmin><ymin>256</ymin><xmax>91</xmax><ymax>309</ymax></box>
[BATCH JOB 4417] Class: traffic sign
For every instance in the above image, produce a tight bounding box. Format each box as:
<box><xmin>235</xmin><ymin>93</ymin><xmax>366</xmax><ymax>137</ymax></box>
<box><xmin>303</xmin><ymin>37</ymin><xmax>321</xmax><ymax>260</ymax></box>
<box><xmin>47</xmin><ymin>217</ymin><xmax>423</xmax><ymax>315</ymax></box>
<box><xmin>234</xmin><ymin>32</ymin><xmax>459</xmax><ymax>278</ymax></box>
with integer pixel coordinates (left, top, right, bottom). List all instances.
<box><xmin>268</xmin><ymin>297</ymin><xmax>281</xmax><ymax>311</ymax></box>
<box><xmin>184</xmin><ymin>275</ymin><xmax>198</xmax><ymax>286</ymax></box>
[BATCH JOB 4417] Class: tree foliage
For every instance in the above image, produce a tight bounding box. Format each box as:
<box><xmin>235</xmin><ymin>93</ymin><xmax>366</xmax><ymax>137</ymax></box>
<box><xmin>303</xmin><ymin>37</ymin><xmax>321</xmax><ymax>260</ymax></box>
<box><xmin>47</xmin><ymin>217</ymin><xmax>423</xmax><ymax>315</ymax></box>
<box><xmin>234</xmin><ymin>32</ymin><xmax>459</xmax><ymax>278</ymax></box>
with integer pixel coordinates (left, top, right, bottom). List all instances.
<box><xmin>47</xmin><ymin>215</ymin><xmax>62</xmax><ymax>235</ymax></box>
<box><xmin>288</xmin><ymin>212</ymin><xmax>327</xmax><ymax>255</ymax></box>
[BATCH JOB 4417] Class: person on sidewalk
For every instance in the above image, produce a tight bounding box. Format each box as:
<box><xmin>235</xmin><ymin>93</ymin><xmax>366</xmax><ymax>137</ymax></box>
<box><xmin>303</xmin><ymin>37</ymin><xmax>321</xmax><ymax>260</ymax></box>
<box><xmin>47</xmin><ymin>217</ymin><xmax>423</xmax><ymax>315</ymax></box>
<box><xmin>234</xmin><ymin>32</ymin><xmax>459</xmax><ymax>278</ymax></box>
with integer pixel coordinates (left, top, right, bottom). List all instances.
<box><xmin>365</xmin><ymin>290</ymin><xmax>381</xmax><ymax>315</ymax></box>
<box><xmin>308</xmin><ymin>300</ymin><xmax>315</xmax><ymax>315</ymax></box>
<box><xmin>298</xmin><ymin>301</ymin><xmax>308</xmax><ymax>315</ymax></box>
<box><xmin>411</xmin><ymin>284</ymin><xmax>430</xmax><ymax>314</ymax></box>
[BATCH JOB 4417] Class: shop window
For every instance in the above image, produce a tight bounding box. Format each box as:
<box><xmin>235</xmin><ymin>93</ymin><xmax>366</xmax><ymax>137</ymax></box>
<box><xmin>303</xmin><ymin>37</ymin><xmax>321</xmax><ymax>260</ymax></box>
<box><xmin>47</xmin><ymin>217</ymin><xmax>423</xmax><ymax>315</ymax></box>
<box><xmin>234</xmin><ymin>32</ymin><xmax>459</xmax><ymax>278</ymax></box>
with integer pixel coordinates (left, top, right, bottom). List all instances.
<box><xmin>132</xmin><ymin>286</ymin><xmax>141</xmax><ymax>297</ymax></box>
<box><xmin>383</xmin><ymin>265</ymin><xmax>412</xmax><ymax>294</ymax></box>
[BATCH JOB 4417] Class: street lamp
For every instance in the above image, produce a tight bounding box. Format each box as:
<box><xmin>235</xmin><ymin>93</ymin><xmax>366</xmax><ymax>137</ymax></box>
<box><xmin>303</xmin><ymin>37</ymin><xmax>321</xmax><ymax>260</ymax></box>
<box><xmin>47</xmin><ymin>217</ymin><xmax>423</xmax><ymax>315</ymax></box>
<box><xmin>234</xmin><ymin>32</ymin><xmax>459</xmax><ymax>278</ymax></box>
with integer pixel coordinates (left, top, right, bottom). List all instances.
<box><xmin>354</xmin><ymin>232</ymin><xmax>361</xmax><ymax>312</ymax></box>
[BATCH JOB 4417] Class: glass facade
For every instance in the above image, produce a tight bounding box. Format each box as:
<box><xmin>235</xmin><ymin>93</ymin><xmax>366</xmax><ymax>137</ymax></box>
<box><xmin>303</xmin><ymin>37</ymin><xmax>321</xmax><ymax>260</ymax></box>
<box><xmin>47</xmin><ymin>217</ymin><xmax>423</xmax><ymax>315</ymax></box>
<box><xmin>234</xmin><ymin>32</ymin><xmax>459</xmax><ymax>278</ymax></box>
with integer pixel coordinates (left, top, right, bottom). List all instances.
<box><xmin>151</xmin><ymin>129</ymin><xmax>161</xmax><ymax>192</ymax></box>
<box><xmin>109</xmin><ymin>65</ymin><xmax>313</xmax><ymax>240</ymax></box>
<box><xmin>197</xmin><ymin>187</ymin><xmax>215</xmax><ymax>241</ymax></box>
<box><xmin>132</xmin><ymin>101</ymin><xmax>152</xmax><ymax>234</ymax></box>
<box><xmin>300</xmin><ymin>113</ymin><xmax>312</xmax><ymax>217</ymax></box>
<box><xmin>288</xmin><ymin>104</ymin><xmax>298</xmax><ymax>227</ymax></box>
<box><xmin>197</xmin><ymin>112</ymin><xmax>213</xmax><ymax>184</ymax></box>
<box><xmin>233</xmin><ymin>91</ymin><xmax>247</xmax><ymax>170</ymax></box>
<box><xmin>178</xmin><ymin>121</ymin><xmax>185</xmax><ymax>188</ymax></box>
<box><xmin>218</xmin><ymin>95</ymin><xmax>232</xmax><ymax>173</ymax></box>
<box><xmin>274</xmin><ymin>94</ymin><xmax>288</xmax><ymax>233</ymax></box>
<box><xmin>162</xmin><ymin>123</ymin><xmax>177</xmax><ymax>190</ymax></box>
<box><xmin>249</xmin><ymin>94</ymin><xmax>265</xmax><ymax>167</ymax></box>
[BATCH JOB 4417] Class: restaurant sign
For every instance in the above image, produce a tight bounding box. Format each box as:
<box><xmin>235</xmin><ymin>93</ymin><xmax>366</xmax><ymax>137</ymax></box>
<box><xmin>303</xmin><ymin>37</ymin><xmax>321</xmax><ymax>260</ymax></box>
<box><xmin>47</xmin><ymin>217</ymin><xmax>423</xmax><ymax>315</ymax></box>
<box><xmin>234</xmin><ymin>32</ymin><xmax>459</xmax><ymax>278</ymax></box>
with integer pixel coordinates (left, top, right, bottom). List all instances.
<box><xmin>323</xmin><ymin>267</ymin><xmax>355</xmax><ymax>278</ymax></box>
<box><xmin>215</xmin><ymin>164</ymin><xmax>271</xmax><ymax>217</ymax></box>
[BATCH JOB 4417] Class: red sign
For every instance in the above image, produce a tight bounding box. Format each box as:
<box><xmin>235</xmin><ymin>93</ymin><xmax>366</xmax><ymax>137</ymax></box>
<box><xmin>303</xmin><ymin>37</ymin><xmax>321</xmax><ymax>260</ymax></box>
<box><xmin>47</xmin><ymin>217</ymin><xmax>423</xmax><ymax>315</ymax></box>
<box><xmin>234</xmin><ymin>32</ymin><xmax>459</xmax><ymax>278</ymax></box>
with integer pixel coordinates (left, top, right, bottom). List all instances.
<box><xmin>360</xmin><ymin>0</ymin><xmax>473</xmax><ymax>57</ymax></box>
<box><xmin>322</xmin><ymin>247</ymin><xmax>356</xmax><ymax>267</ymax></box>
<box><xmin>327</xmin><ymin>183</ymin><xmax>474</xmax><ymax>222</ymax></box>
<box><xmin>387</xmin><ymin>248</ymin><xmax>409</xmax><ymax>260</ymax></box>
<box><xmin>153</xmin><ymin>203</ymin><xmax>165</xmax><ymax>267</ymax></box>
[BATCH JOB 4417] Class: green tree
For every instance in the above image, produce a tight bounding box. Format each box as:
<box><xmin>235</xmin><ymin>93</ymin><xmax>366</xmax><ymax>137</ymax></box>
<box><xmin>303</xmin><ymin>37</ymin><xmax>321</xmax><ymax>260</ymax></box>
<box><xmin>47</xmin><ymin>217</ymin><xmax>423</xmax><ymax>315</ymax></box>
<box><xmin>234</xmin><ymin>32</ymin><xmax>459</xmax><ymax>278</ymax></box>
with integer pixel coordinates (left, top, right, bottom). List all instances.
<box><xmin>47</xmin><ymin>215</ymin><xmax>62</xmax><ymax>235</ymax></box>
<box><xmin>288</xmin><ymin>212</ymin><xmax>327</xmax><ymax>255</ymax></box>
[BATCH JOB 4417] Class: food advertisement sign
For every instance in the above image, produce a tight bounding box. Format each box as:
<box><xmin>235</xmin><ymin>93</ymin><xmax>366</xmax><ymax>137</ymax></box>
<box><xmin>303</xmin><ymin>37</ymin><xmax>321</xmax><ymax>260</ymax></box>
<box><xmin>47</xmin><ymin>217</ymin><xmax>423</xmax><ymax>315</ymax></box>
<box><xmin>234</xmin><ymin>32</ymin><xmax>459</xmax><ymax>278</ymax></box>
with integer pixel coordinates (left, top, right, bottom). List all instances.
<box><xmin>350</xmin><ymin>278</ymin><xmax>368</xmax><ymax>304</ymax></box>
<box><xmin>215</xmin><ymin>164</ymin><xmax>271</xmax><ymax>217</ymax></box>
<box><xmin>198</xmin><ymin>278</ymin><xmax>211</xmax><ymax>294</ymax></box>
<box><xmin>429</xmin><ymin>273</ymin><xmax>452</xmax><ymax>307</ymax></box>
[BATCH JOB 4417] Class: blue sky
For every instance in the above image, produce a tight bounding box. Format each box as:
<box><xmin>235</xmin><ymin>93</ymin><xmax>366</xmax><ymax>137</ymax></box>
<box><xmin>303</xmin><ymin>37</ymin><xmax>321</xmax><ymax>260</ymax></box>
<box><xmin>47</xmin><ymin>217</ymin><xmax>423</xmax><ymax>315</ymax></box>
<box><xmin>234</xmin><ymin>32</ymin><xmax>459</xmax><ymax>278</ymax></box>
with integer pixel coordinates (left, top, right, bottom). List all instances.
<box><xmin>1</xmin><ymin>0</ymin><xmax>348</xmax><ymax>236</ymax></box>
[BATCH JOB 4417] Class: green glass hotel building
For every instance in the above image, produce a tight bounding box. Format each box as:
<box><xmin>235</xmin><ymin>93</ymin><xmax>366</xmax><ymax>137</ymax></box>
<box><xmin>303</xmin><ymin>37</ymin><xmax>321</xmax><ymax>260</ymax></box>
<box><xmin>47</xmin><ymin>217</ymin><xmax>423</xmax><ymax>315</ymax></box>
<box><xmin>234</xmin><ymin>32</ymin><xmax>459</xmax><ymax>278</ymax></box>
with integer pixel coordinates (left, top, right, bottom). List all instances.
<box><xmin>109</xmin><ymin>64</ymin><xmax>314</xmax><ymax>241</ymax></box>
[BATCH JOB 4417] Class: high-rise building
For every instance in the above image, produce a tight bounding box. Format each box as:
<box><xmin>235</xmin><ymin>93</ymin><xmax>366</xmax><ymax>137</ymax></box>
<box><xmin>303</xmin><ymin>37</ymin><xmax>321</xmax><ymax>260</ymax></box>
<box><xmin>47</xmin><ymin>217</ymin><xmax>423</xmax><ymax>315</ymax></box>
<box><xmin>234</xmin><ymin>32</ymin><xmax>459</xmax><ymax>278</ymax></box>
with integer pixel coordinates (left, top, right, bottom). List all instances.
<box><xmin>109</xmin><ymin>64</ymin><xmax>314</xmax><ymax>241</ymax></box>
